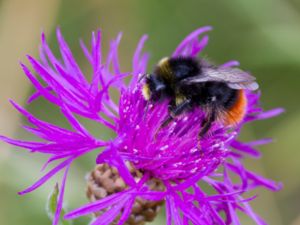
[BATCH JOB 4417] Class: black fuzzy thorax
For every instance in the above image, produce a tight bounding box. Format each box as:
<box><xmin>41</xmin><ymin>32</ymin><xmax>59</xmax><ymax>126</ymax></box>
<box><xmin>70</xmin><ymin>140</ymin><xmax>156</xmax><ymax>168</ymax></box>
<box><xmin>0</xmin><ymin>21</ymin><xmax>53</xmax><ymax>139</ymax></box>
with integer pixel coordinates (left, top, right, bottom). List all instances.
<box><xmin>168</xmin><ymin>57</ymin><xmax>201</xmax><ymax>81</ymax></box>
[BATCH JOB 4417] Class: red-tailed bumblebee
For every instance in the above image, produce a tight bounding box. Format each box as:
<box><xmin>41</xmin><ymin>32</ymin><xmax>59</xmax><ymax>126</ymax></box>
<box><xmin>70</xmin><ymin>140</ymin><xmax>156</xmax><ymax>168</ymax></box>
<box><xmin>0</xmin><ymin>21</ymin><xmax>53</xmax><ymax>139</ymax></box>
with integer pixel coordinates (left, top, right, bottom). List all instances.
<box><xmin>142</xmin><ymin>56</ymin><xmax>259</xmax><ymax>137</ymax></box>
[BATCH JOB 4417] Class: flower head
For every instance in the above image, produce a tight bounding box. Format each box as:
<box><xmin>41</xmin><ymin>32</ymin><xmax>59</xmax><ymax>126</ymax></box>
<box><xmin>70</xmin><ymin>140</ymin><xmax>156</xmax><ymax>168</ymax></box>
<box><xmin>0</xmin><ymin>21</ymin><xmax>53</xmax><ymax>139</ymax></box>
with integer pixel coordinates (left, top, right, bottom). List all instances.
<box><xmin>1</xmin><ymin>26</ymin><xmax>284</xmax><ymax>225</ymax></box>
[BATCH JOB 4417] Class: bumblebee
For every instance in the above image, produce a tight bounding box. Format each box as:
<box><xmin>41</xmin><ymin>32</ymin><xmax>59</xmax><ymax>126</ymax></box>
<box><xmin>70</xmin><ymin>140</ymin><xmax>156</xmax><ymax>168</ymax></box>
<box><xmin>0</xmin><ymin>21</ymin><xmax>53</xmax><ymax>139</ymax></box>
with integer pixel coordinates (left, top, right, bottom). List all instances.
<box><xmin>142</xmin><ymin>56</ymin><xmax>259</xmax><ymax>137</ymax></box>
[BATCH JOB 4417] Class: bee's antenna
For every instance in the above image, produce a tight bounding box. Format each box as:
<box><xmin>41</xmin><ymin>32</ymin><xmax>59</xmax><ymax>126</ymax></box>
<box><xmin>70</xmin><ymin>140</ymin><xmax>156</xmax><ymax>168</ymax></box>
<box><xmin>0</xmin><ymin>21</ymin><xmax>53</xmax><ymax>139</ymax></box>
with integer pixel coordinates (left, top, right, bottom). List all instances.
<box><xmin>138</xmin><ymin>73</ymin><xmax>148</xmax><ymax>83</ymax></box>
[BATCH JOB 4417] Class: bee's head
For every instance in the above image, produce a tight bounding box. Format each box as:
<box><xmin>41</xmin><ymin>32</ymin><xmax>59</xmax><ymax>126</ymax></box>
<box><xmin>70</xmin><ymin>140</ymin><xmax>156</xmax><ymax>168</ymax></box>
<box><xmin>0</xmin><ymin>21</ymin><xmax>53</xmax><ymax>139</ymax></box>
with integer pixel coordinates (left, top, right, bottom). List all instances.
<box><xmin>142</xmin><ymin>74</ymin><xmax>166</xmax><ymax>102</ymax></box>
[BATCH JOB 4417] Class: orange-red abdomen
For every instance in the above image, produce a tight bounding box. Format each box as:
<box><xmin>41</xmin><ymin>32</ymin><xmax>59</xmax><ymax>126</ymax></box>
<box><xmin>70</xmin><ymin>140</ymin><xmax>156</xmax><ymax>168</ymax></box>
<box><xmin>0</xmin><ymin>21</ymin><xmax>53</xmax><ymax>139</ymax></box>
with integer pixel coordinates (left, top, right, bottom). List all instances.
<box><xmin>224</xmin><ymin>90</ymin><xmax>247</xmax><ymax>125</ymax></box>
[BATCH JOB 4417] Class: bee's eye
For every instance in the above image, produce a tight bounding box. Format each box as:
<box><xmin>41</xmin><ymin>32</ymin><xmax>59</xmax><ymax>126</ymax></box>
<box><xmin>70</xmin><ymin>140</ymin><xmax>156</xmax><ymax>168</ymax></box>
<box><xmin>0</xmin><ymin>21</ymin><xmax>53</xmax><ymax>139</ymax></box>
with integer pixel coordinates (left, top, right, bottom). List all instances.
<box><xmin>146</xmin><ymin>75</ymin><xmax>166</xmax><ymax>101</ymax></box>
<box><xmin>147</xmin><ymin>75</ymin><xmax>165</xmax><ymax>91</ymax></box>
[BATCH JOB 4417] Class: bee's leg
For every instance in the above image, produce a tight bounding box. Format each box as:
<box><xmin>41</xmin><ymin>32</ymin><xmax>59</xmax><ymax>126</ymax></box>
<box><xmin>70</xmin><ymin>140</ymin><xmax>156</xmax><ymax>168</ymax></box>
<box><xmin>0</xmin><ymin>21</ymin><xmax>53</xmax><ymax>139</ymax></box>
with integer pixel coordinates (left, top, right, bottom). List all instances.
<box><xmin>166</xmin><ymin>99</ymin><xmax>191</xmax><ymax>125</ymax></box>
<box><xmin>155</xmin><ymin>99</ymin><xmax>191</xmax><ymax>137</ymax></box>
<box><xmin>160</xmin><ymin>116</ymin><xmax>174</xmax><ymax>129</ymax></box>
<box><xmin>172</xmin><ymin>99</ymin><xmax>192</xmax><ymax>114</ymax></box>
<box><xmin>199</xmin><ymin>110</ymin><xmax>216</xmax><ymax>138</ymax></box>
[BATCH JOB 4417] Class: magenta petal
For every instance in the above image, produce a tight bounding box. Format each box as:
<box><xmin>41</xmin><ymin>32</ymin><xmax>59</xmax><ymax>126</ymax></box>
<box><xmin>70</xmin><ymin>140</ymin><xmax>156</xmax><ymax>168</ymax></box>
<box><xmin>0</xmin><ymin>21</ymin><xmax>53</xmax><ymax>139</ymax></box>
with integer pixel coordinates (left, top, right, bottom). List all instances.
<box><xmin>228</xmin><ymin>203</ymin><xmax>241</xmax><ymax>225</ymax></box>
<box><xmin>246</xmin><ymin>138</ymin><xmax>273</xmax><ymax>146</ymax></box>
<box><xmin>91</xmin><ymin>30</ymin><xmax>102</xmax><ymax>71</ymax></box>
<box><xmin>220</xmin><ymin>60</ymin><xmax>240</xmax><ymax>68</ymax></box>
<box><xmin>90</xmin><ymin>199</ymin><xmax>127</xmax><ymax>225</ymax></box>
<box><xmin>0</xmin><ymin>135</ymin><xmax>44</xmax><ymax>150</ymax></box>
<box><xmin>133</xmin><ymin>35</ymin><xmax>148</xmax><ymax>71</ymax></box>
<box><xmin>165</xmin><ymin>196</ymin><xmax>172</xmax><ymax>225</ymax></box>
<box><xmin>132</xmin><ymin>34</ymin><xmax>149</xmax><ymax>86</ymax></box>
<box><xmin>134</xmin><ymin>191</ymin><xmax>166</xmax><ymax>201</ymax></box>
<box><xmin>21</xmin><ymin>63</ymin><xmax>59</xmax><ymax>104</ymax></box>
<box><xmin>117</xmin><ymin>197</ymin><xmax>135</xmax><ymax>225</ymax></box>
<box><xmin>240</xmin><ymin>200</ymin><xmax>267</xmax><ymax>225</ymax></box>
<box><xmin>27</xmin><ymin>87</ymin><xmax>53</xmax><ymax>104</ymax></box>
<box><xmin>226</xmin><ymin>163</ymin><xmax>282</xmax><ymax>191</ymax></box>
<box><xmin>246</xmin><ymin>108</ymin><xmax>285</xmax><ymax>122</ymax></box>
<box><xmin>166</xmin><ymin>196</ymin><xmax>182</xmax><ymax>225</ymax></box>
<box><xmin>231</xmin><ymin>140</ymin><xmax>261</xmax><ymax>158</ymax></box>
<box><xmin>56</xmin><ymin>28</ymin><xmax>88</xmax><ymax>87</ymax></box>
<box><xmin>60</xmin><ymin>104</ymin><xmax>92</xmax><ymax>137</ymax></box>
<box><xmin>53</xmin><ymin>165</ymin><xmax>70</xmax><ymax>225</ymax></box>
<box><xmin>172</xmin><ymin>26</ymin><xmax>212</xmax><ymax>56</ymax></box>
<box><xmin>174</xmin><ymin>169</ymin><xmax>209</xmax><ymax>191</ymax></box>
<box><xmin>190</xmin><ymin>35</ymin><xmax>209</xmax><ymax>56</ymax></box>
<box><xmin>175</xmin><ymin>196</ymin><xmax>205</xmax><ymax>225</ymax></box>
<box><xmin>111</xmin><ymin>33</ymin><xmax>122</xmax><ymax>75</ymax></box>
<box><xmin>41</xmin><ymin>32</ymin><xmax>62</xmax><ymax>68</ymax></box>
<box><xmin>18</xmin><ymin>158</ymin><xmax>73</xmax><ymax>195</ymax></box>
<box><xmin>65</xmin><ymin>190</ymin><xmax>130</xmax><ymax>219</ymax></box>
<box><xmin>80</xmin><ymin>40</ymin><xmax>93</xmax><ymax>66</ymax></box>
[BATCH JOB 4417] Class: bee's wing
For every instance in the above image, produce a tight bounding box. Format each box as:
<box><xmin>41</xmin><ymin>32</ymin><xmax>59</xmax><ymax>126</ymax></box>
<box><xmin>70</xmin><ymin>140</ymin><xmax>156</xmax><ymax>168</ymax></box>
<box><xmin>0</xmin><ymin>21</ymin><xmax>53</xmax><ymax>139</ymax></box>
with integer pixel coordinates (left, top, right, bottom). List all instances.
<box><xmin>182</xmin><ymin>67</ymin><xmax>259</xmax><ymax>91</ymax></box>
<box><xmin>227</xmin><ymin>81</ymin><xmax>259</xmax><ymax>91</ymax></box>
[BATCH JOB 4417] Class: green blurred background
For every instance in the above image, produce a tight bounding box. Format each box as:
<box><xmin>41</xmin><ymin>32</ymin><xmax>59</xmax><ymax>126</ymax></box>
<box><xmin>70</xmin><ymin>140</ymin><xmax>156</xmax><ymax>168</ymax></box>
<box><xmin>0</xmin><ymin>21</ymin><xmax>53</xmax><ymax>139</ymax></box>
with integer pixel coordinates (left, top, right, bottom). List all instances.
<box><xmin>0</xmin><ymin>0</ymin><xmax>300</xmax><ymax>224</ymax></box>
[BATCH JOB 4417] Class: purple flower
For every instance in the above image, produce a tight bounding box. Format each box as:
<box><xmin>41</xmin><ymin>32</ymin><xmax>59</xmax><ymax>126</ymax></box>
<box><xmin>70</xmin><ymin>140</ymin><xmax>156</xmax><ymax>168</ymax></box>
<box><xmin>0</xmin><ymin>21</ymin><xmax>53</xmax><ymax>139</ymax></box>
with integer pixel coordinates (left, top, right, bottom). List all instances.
<box><xmin>1</xmin><ymin>26</ymin><xmax>284</xmax><ymax>225</ymax></box>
